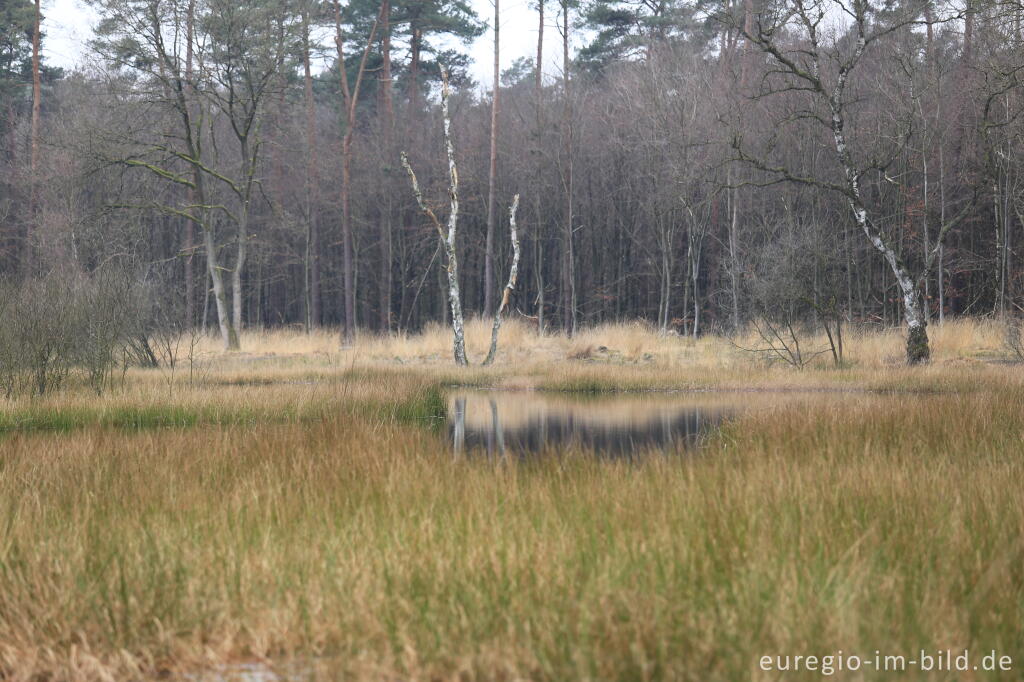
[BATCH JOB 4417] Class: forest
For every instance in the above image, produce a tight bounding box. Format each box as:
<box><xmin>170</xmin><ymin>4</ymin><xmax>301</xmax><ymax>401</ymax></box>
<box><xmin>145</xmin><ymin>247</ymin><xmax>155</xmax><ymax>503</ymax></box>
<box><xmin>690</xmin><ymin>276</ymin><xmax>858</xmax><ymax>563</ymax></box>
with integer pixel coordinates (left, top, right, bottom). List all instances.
<box><xmin>2</xmin><ymin>0</ymin><xmax>1021</xmax><ymax>366</ymax></box>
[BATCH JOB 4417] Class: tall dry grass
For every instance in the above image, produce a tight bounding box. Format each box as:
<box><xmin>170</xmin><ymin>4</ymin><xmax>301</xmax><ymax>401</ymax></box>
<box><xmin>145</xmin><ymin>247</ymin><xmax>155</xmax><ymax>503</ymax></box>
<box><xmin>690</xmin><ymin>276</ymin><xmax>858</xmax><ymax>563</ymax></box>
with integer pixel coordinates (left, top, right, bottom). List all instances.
<box><xmin>198</xmin><ymin>316</ymin><xmax>1014</xmax><ymax>370</ymax></box>
<box><xmin>2</xmin><ymin>386</ymin><xmax>1023</xmax><ymax>680</ymax></box>
<box><xmin>1</xmin><ymin>318</ymin><xmax>1022</xmax><ymax>679</ymax></box>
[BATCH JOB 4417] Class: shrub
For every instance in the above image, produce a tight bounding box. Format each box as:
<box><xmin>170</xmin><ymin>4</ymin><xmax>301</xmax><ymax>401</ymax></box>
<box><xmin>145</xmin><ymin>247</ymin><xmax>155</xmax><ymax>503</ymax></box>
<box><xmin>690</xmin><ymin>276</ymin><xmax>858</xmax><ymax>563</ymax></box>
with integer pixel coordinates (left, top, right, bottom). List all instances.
<box><xmin>0</xmin><ymin>267</ymin><xmax>178</xmax><ymax>398</ymax></box>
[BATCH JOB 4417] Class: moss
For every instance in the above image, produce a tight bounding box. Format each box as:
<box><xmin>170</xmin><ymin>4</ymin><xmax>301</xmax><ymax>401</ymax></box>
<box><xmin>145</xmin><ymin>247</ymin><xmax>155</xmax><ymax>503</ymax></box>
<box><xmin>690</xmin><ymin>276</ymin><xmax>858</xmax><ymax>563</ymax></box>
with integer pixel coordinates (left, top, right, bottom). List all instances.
<box><xmin>906</xmin><ymin>324</ymin><xmax>931</xmax><ymax>365</ymax></box>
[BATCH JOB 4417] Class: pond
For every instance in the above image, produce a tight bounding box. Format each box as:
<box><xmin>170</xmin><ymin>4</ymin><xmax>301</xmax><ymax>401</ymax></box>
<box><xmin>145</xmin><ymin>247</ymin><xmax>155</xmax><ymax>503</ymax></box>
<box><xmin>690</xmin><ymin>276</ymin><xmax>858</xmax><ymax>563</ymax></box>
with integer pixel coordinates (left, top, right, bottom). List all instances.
<box><xmin>446</xmin><ymin>390</ymin><xmax>789</xmax><ymax>457</ymax></box>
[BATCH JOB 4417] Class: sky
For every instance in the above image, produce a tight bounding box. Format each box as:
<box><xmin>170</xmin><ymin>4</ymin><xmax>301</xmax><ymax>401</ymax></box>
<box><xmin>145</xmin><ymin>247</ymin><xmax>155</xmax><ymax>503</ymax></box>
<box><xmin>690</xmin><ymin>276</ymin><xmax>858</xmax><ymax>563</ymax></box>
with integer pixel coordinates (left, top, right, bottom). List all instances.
<box><xmin>41</xmin><ymin>0</ymin><xmax>571</xmax><ymax>88</ymax></box>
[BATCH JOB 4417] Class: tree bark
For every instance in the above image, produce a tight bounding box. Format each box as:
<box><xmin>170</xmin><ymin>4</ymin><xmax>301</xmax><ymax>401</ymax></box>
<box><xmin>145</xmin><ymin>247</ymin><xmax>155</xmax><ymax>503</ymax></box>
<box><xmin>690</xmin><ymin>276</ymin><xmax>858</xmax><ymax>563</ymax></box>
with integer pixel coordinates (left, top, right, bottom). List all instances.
<box><xmin>832</xmin><ymin>102</ymin><xmax>930</xmax><ymax>362</ymax></box>
<box><xmin>204</xmin><ymin>218</ymin><xmax>239</xmax><ymax>351</ymax></box>
<box><xmin>485</xmin><ymin>194</ymin><xmax>521</xmax><ymax>365</ymax></box>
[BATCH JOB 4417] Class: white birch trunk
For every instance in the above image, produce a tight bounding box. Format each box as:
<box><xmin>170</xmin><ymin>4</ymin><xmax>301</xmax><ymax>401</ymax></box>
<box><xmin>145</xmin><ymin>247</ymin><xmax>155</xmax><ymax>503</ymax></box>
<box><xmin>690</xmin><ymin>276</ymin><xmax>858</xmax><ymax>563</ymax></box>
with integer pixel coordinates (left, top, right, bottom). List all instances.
<box><xmin>402</xmin><ymin>71</ymin><xmax>467</xmax><ymax>366</ymax></box>
<box><xmin>484</xmin><ymin>194</ymin><xmax>521</xmax><ymax>365</ymax></box>
<box><xmin>828</xmin><ymin>63</ymin><xmax>930</xmax><ymax>363</ymax></box>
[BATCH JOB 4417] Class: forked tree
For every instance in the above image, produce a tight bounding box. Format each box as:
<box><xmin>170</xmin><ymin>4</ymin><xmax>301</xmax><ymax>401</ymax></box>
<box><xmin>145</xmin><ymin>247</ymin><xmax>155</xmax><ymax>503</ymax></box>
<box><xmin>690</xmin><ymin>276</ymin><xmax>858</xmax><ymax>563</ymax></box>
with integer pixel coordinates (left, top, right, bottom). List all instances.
<box><xmin>402</xmin><ymin>70</ymin><xmax>520</xmax><ymax>366</ymax></box>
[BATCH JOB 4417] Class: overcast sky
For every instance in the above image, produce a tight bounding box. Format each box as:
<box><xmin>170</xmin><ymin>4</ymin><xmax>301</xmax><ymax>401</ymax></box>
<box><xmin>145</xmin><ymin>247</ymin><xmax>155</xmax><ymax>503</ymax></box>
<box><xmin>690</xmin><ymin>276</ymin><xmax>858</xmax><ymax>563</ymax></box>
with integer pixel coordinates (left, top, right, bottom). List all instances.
<box><xmin>42</xmin><ymin>0</ymin><xmax>571</xmax><ymax>88</ymax></box>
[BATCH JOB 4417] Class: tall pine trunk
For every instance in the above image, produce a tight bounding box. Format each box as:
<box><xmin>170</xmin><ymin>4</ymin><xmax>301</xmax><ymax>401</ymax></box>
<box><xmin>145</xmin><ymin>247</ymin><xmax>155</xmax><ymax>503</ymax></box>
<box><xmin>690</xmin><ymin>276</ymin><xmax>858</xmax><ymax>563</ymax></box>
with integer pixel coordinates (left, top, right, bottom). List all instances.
<box><xmin>302</xmin><ymin>6</ymin><xmax>321</xmax><ymax>329</ymax></box>
<box><xmin>560</xmin><ymin>1</ymin><xmax>576</xmax><ymax>336</ymax></box>
<box><xmin>28</xmin><ymin>0</ymin><xmax>41</xmax><ymax>270</ymax></box>
<box><xmin>533</xmin><ymin>0</ymin><xmax>545</xmax><ymax>333</ymax></box>
<box><xmin>484</xmin><ymin>0</ymin><xmax>500</xmax><ymax>317</ymax></box>
<box><xmin>378</xmin><ymin>0</ymin><xmax>393</xmax><ymax>332</ymax></box>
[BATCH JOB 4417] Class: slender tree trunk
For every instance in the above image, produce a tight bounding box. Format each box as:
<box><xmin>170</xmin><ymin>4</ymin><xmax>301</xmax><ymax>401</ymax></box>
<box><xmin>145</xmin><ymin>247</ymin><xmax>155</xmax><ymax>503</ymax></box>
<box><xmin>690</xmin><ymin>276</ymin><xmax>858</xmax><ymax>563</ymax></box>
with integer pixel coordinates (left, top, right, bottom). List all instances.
<box><xmin>334</xmin><ymin>1</ymin><xmax>382</xmax><ymax>346</ymax></box>
<box><xmin>170</xmin><ymin>14</ymin><xmax>238</xmax><ymax>351</ymax></box>
<box><xmin>830</xmin><ymin>97</ymin><xmax>930</xmax><ymax>362</ymax></box>
<box><xmin>937</xmin><ymin>82</ymin><xmax>947</xmax><ymax>324</ymax></box>
<box><xmin>28</xmin><ymin>0</ymin><xmax>41</xmax><ymax>270</ymax></box>
<box><xmin>341</xmin><ymin>129</ymin><xmax>357</xmax><ymax>344</ymax></box>
<box><xmin>561</xmin><ymin>0</ymin><xmax>576</xmax><ymax>336</ymax></box>
<box><xmin>231</xmin><ymin>137</ymin><xmax>255</xmax><ymax>338</ymax></box>
<box><xmin>484</xmin><ymin>0</ymin><xmax>501</xmax><ymax>317</ymax></box>
<box><xmin>533</xmin><ymin>0</ymin><xmax>545</xmax><ymax>334</ymax></box>
<box><xmin>205</xmin><ymin>219</ymin><xmax>238</xmax><ymax>351</ymax></box>
<box><xmin>485</xmin><ymin>194</ymin><xmax>521</xmax><ymax>365</ymax></box>
<box><xmin>184</xmin><ymin>0</ymin><xmax>196</xmax><ymax>327</ymax></box>
<box><xmin>302</xmin><ymin>7</ymin><xmax>321</xmax><ymax>329</ymax></box>
<box><xmin>232</xmin><ymin>211</ymin><xmax>248</xmax><ymax>337</ymax></box>
<box><xmin>727</xmin><ymin>169</ymin><xmax>741</xmax><ymax>332</ymax></box>
<box><xmin>378</xmin><ymin>0</ymin><xmax>393</xmax><ymax>332</ymax></box>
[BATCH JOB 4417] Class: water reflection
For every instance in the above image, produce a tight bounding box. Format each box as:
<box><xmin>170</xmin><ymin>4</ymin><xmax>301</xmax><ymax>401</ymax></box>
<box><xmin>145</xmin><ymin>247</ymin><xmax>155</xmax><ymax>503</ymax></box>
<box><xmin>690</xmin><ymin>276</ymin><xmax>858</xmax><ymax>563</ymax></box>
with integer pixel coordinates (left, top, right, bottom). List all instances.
<box><xmin>448</xmin><ymin>390</ymin><xmax>737</xmax><ymax>457</ymax></box>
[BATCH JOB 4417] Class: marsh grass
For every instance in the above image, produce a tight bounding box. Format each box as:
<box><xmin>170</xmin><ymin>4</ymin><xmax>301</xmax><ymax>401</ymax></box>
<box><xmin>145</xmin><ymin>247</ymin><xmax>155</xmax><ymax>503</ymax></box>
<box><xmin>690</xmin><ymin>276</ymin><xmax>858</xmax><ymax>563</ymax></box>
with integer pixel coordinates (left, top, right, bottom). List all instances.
<box><xmin>1</xmin><ymin>320</ymin><xmax>1023</xmax><ymax>680</ymax></box>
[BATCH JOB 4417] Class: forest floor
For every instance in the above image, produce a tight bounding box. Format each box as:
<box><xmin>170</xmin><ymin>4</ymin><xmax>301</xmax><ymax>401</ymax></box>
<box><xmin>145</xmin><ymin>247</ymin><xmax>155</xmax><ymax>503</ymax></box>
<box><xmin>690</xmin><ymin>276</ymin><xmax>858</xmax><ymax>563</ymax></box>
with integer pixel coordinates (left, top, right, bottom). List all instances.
<box><xmin>1</xmin><ymin>319</ymin><xmax>1023</xmax><ymax>680</ymax></box>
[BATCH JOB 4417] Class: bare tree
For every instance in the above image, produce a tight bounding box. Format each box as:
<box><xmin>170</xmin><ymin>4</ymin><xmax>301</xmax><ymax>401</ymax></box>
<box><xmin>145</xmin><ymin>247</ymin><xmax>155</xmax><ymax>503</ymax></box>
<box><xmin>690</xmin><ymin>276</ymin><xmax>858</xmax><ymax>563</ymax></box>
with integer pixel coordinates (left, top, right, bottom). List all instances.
<box><xmin>732</xmin><ymin>0</ymin><xmax>971</xmax><ymax>363</ymax></box>
<box><xmin>402</xmin><ymin>71</ymin><xmax>468</xmax><ymax>365</ymax></box>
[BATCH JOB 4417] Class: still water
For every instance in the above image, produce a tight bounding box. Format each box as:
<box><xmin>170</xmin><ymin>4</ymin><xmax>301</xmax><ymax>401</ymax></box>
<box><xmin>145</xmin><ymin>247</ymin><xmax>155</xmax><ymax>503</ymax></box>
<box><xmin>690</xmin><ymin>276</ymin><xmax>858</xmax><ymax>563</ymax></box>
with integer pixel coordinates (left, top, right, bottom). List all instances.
<box><xmin>447</xmin><ymin>390</ymin><xmax>765</xmax><ymax>457</ymax></box>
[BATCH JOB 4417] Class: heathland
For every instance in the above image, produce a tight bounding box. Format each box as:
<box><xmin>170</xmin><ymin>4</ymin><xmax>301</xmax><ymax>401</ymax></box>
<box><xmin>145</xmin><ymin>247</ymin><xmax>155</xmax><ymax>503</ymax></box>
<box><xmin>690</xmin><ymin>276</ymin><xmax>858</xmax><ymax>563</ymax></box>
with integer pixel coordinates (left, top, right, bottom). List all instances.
<box><xmin>1</xmin><ymin>319</ymin><xmax>1022</xmax><ymax>681</ymax></box>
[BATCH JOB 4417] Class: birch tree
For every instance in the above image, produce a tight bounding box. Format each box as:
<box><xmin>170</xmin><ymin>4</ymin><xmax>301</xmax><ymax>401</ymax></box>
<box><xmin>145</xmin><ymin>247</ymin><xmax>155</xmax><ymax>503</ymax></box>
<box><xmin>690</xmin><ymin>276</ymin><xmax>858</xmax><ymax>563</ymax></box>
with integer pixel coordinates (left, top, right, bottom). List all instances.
<box><xmin>484</xmin><ymin>193</ymin><xmax>520</xmax><ymax>365</ymax></box>
<box><xmin>731</xmin><ymin>0</ymin><xmax>970</xmax><ymax>363</ymax></box>
<box><xmin>402</xmin><ymin>70</ymin><xmax>468</xmax><ymax>365</ymax></box>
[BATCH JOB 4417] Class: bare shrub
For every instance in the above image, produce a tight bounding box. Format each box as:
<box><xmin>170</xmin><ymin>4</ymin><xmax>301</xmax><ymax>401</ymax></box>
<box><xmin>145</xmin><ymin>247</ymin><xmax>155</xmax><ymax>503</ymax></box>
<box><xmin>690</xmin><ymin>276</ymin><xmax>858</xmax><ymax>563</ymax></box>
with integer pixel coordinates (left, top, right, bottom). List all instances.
<box><xmin>738</xmin><ymin>223</ymin><xmax>846</xmax><ymax>368</ymax></box>
<box><xmin>0</xmin><ymin>268</ymin><xmax>170</xmax><ymax>397</ymax></box>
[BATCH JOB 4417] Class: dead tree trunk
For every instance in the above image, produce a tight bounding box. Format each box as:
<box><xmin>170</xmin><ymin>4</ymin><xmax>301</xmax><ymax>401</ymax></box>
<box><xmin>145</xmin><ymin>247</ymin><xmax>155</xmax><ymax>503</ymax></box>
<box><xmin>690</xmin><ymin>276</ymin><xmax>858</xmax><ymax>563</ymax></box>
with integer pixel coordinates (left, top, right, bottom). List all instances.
<box><xmin>484</xmin><ymin>194</ymin><xmax>521</xmax><ymax>365</ymax></box>
<box><xmin>401</xmin><ymin>72</ymin><xmax>468</xmax><ymax>366</ymax></box>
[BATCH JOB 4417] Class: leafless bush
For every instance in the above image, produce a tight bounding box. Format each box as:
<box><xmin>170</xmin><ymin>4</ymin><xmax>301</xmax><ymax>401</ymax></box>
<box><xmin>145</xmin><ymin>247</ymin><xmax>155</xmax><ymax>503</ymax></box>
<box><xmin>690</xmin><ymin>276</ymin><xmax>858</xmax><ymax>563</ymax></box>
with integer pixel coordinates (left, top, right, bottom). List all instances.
<box><xmin>738</xmin><ymin>224</ymin><xmax>846</xmax><ymax>368</ymax></box>
<box><xmin>7</xmin><ymin>276</ymin><xmax>79</xmax><ymax>395</ymax></box>
<box><xmin>0</xmin><ymin>268</ymin><xmax>171</xmax><ymax>397</ymax></box>
<box><xmin>733</xmin><ymin>317</ymin><xmax>831</xmax><ymax>369</ymax></box>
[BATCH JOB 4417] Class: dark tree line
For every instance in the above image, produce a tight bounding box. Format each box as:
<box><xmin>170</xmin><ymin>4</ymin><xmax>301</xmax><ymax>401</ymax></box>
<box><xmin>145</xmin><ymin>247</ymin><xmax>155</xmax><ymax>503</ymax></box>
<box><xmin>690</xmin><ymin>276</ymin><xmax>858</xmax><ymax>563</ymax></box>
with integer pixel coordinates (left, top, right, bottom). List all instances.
<box><xmin>1</xmin><ymin>0</ymin><xmax>1023</xmax><ymax>361</ymax></box>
